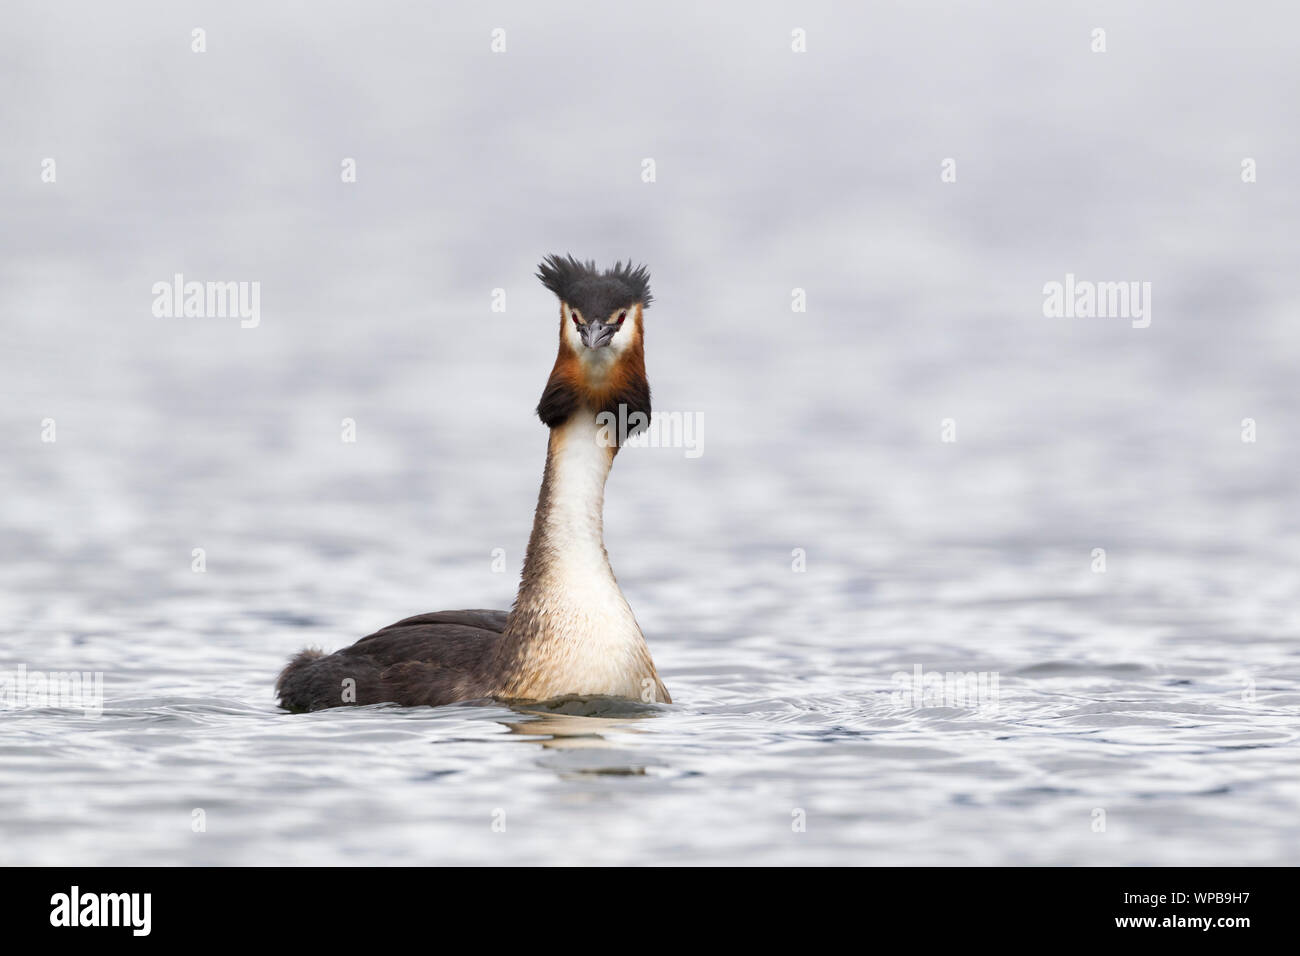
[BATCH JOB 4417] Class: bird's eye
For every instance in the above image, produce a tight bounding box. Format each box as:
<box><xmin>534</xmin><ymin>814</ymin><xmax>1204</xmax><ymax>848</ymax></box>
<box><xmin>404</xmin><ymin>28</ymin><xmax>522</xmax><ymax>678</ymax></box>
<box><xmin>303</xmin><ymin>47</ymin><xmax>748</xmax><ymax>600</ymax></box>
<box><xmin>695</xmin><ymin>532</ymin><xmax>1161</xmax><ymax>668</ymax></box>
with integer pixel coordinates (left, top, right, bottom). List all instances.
<box><xmin>617</xmin><ymin>311</ymin><xmax>627</xmax><ymax>324</ymax></box>
<box><xmin>571</xmin><ymin>311</ymin><xmax>581</xmax><ymax>325</ymax></box>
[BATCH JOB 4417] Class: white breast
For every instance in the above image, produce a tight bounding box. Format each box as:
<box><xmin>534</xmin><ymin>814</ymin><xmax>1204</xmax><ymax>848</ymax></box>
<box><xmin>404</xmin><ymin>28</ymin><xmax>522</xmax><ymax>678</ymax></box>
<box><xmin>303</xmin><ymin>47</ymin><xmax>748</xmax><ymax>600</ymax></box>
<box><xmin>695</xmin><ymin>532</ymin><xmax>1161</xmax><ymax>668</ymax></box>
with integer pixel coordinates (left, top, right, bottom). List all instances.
<box><xmin>501</xmin><ymin>415</ymin><xmax>666</xmax><ymax>702</ymax></box>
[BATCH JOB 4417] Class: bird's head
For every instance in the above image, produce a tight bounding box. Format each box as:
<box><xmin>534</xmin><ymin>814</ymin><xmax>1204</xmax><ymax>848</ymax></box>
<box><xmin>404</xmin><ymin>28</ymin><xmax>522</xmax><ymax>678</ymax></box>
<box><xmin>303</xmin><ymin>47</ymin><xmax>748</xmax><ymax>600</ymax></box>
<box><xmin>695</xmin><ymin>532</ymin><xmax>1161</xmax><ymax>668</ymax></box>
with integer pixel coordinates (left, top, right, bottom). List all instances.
<box><xmin>538</xmin><ymin>253</ymin><xmax>650</xmax><ymax>361</ymax></box>
<box><xmin>535</xmin><ymin>255</ymin><xmax>652</xmax><ymax>434</ymax></box>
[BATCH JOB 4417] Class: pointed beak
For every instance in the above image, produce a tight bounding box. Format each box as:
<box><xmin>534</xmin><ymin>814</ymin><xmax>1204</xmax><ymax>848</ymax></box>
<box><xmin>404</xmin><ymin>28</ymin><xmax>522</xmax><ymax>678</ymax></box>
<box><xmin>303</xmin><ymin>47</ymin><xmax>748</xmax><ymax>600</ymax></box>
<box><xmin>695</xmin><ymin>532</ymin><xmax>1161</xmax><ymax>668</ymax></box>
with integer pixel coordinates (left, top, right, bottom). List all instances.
<box><xmin>579</xmin><ymin>321</ymin><xmax>617</xmax><ymax>349</ymax></box>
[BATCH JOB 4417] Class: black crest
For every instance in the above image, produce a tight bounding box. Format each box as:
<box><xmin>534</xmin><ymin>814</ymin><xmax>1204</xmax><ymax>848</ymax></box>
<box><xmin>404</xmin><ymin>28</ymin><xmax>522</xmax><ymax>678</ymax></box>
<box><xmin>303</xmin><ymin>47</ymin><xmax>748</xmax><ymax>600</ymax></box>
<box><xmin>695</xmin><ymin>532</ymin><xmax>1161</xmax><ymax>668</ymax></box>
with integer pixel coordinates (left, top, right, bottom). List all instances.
<box><xmin>536</xmin><ymin>254</ymin><xmax>653</xmax><ymax>312</ymax></box>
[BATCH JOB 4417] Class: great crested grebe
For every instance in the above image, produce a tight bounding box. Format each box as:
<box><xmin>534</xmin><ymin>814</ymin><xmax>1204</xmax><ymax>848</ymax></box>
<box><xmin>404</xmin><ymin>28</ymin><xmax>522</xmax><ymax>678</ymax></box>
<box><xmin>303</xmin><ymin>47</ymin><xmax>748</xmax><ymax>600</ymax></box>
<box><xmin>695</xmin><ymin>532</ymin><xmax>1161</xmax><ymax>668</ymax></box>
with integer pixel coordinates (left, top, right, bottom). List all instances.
<box><xmin>276</xmin><ymin>255</ymin><xmax>671</xmax><ymax>711</ymax></box>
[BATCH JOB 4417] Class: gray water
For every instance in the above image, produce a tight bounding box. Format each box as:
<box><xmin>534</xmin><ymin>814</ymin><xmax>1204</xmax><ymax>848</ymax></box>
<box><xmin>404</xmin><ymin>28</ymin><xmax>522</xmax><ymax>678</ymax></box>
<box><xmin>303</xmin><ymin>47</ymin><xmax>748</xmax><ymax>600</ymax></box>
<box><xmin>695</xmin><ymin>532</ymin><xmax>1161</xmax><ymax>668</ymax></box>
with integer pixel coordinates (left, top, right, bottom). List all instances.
<box><xmin>2</xmin><ymin>1</ymin><xmax>1299</xmax><ymax>865</ymax></box>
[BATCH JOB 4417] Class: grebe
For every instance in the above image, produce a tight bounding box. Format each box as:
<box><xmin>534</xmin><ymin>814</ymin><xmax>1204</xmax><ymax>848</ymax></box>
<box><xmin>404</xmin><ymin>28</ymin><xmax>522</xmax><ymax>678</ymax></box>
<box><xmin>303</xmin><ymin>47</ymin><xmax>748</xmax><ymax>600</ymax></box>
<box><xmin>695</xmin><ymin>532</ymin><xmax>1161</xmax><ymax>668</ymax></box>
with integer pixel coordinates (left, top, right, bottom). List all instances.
<box><xmin>276</xmin><ymin>255</ymin><xmax>671</xmax><ymax>711</ymax></box>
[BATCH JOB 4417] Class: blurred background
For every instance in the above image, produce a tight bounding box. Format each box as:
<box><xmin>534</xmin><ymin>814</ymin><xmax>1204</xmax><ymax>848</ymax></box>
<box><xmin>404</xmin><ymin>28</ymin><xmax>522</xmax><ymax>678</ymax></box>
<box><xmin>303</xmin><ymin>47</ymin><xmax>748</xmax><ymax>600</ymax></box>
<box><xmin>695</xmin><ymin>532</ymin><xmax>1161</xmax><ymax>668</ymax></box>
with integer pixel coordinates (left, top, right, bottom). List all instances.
<box><xmin>1</xmin><ymin>1</ymin><xmax>1297</xmax><ymax>865</ymax></box>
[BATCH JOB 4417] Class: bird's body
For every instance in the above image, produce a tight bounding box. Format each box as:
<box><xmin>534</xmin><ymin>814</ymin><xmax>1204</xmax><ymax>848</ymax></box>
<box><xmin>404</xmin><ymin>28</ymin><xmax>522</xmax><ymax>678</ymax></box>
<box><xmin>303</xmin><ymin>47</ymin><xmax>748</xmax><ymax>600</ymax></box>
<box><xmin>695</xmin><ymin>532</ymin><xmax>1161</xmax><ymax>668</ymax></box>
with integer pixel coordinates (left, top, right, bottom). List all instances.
<box><xmin>276</xmin><ymin>256</ymin><xmax>670</xmax><ymax>711</ymax></box>
<box><xmin>277</xmin><ymin>610</ymin><xmax>510</xmax><ymax>709</ymax></box>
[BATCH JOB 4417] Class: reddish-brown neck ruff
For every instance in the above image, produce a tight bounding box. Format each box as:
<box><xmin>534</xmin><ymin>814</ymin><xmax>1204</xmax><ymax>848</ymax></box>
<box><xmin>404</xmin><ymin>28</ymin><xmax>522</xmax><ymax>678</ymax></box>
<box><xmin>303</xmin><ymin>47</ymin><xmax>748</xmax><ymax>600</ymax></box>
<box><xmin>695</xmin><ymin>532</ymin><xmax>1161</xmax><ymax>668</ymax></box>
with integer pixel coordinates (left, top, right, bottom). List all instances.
<box><xmin>536</xmin><ymin>303</ymin><xmax>650</xmax><ymax>434</ymax></box>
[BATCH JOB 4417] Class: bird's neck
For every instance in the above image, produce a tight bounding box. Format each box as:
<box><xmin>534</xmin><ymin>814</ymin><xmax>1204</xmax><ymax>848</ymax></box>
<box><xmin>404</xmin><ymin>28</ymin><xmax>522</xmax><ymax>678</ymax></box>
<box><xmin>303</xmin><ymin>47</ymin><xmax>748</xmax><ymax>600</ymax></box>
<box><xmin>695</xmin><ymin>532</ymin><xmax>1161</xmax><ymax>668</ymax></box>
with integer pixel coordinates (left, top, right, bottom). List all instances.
<box><xmin>498</xmin><ymin>411</ymin><xmax>668</xmax><ymax>703</ymax></box>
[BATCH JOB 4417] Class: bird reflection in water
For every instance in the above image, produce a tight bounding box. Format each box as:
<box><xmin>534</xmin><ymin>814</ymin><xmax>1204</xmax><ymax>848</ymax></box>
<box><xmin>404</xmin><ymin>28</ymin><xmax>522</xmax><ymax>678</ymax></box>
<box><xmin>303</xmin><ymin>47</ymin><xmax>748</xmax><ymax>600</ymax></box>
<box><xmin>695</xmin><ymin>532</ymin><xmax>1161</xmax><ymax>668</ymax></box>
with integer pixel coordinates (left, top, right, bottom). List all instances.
<box><xmin>500</xmin><ymin>695</ymin><xmax>666</xmax><ymax>776</ymax></box>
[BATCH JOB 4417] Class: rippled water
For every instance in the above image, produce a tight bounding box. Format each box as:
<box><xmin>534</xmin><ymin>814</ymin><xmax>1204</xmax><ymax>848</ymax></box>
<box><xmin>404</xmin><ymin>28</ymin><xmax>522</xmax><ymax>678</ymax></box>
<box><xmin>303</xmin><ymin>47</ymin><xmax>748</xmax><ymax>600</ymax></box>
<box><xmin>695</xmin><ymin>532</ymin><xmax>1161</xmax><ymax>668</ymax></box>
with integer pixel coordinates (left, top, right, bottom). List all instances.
<box><xmin>3</xmin><ymin>1</ymin><xmax>1299</xmax><ymax>865</ymax></box>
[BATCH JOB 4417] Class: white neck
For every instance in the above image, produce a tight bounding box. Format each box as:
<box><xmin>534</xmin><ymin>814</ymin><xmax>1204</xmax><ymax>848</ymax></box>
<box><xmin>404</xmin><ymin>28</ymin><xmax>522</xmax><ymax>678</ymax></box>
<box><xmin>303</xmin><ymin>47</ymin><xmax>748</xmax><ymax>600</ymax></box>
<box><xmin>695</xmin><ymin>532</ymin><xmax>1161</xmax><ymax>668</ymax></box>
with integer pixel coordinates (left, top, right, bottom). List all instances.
<box><xmin>539</xmin><ymin>414</ymin><xmax>613</xmax><ymax>561</ymax></box>
<box><xmin>498</xmin><ymin>414</ymin><xmax>668</xmax><ymax>703</ymax></box>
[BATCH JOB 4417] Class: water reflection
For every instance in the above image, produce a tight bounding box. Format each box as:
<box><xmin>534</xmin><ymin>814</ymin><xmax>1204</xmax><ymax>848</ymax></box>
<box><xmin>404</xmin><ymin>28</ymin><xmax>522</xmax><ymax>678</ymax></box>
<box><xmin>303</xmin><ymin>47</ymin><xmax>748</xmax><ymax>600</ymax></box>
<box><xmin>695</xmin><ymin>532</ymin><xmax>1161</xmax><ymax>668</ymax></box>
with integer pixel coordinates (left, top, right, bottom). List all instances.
<box><xmin>501</xmin><ymin>697</ymin><xmax>664</xmax><ymax>775</ymax></box>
